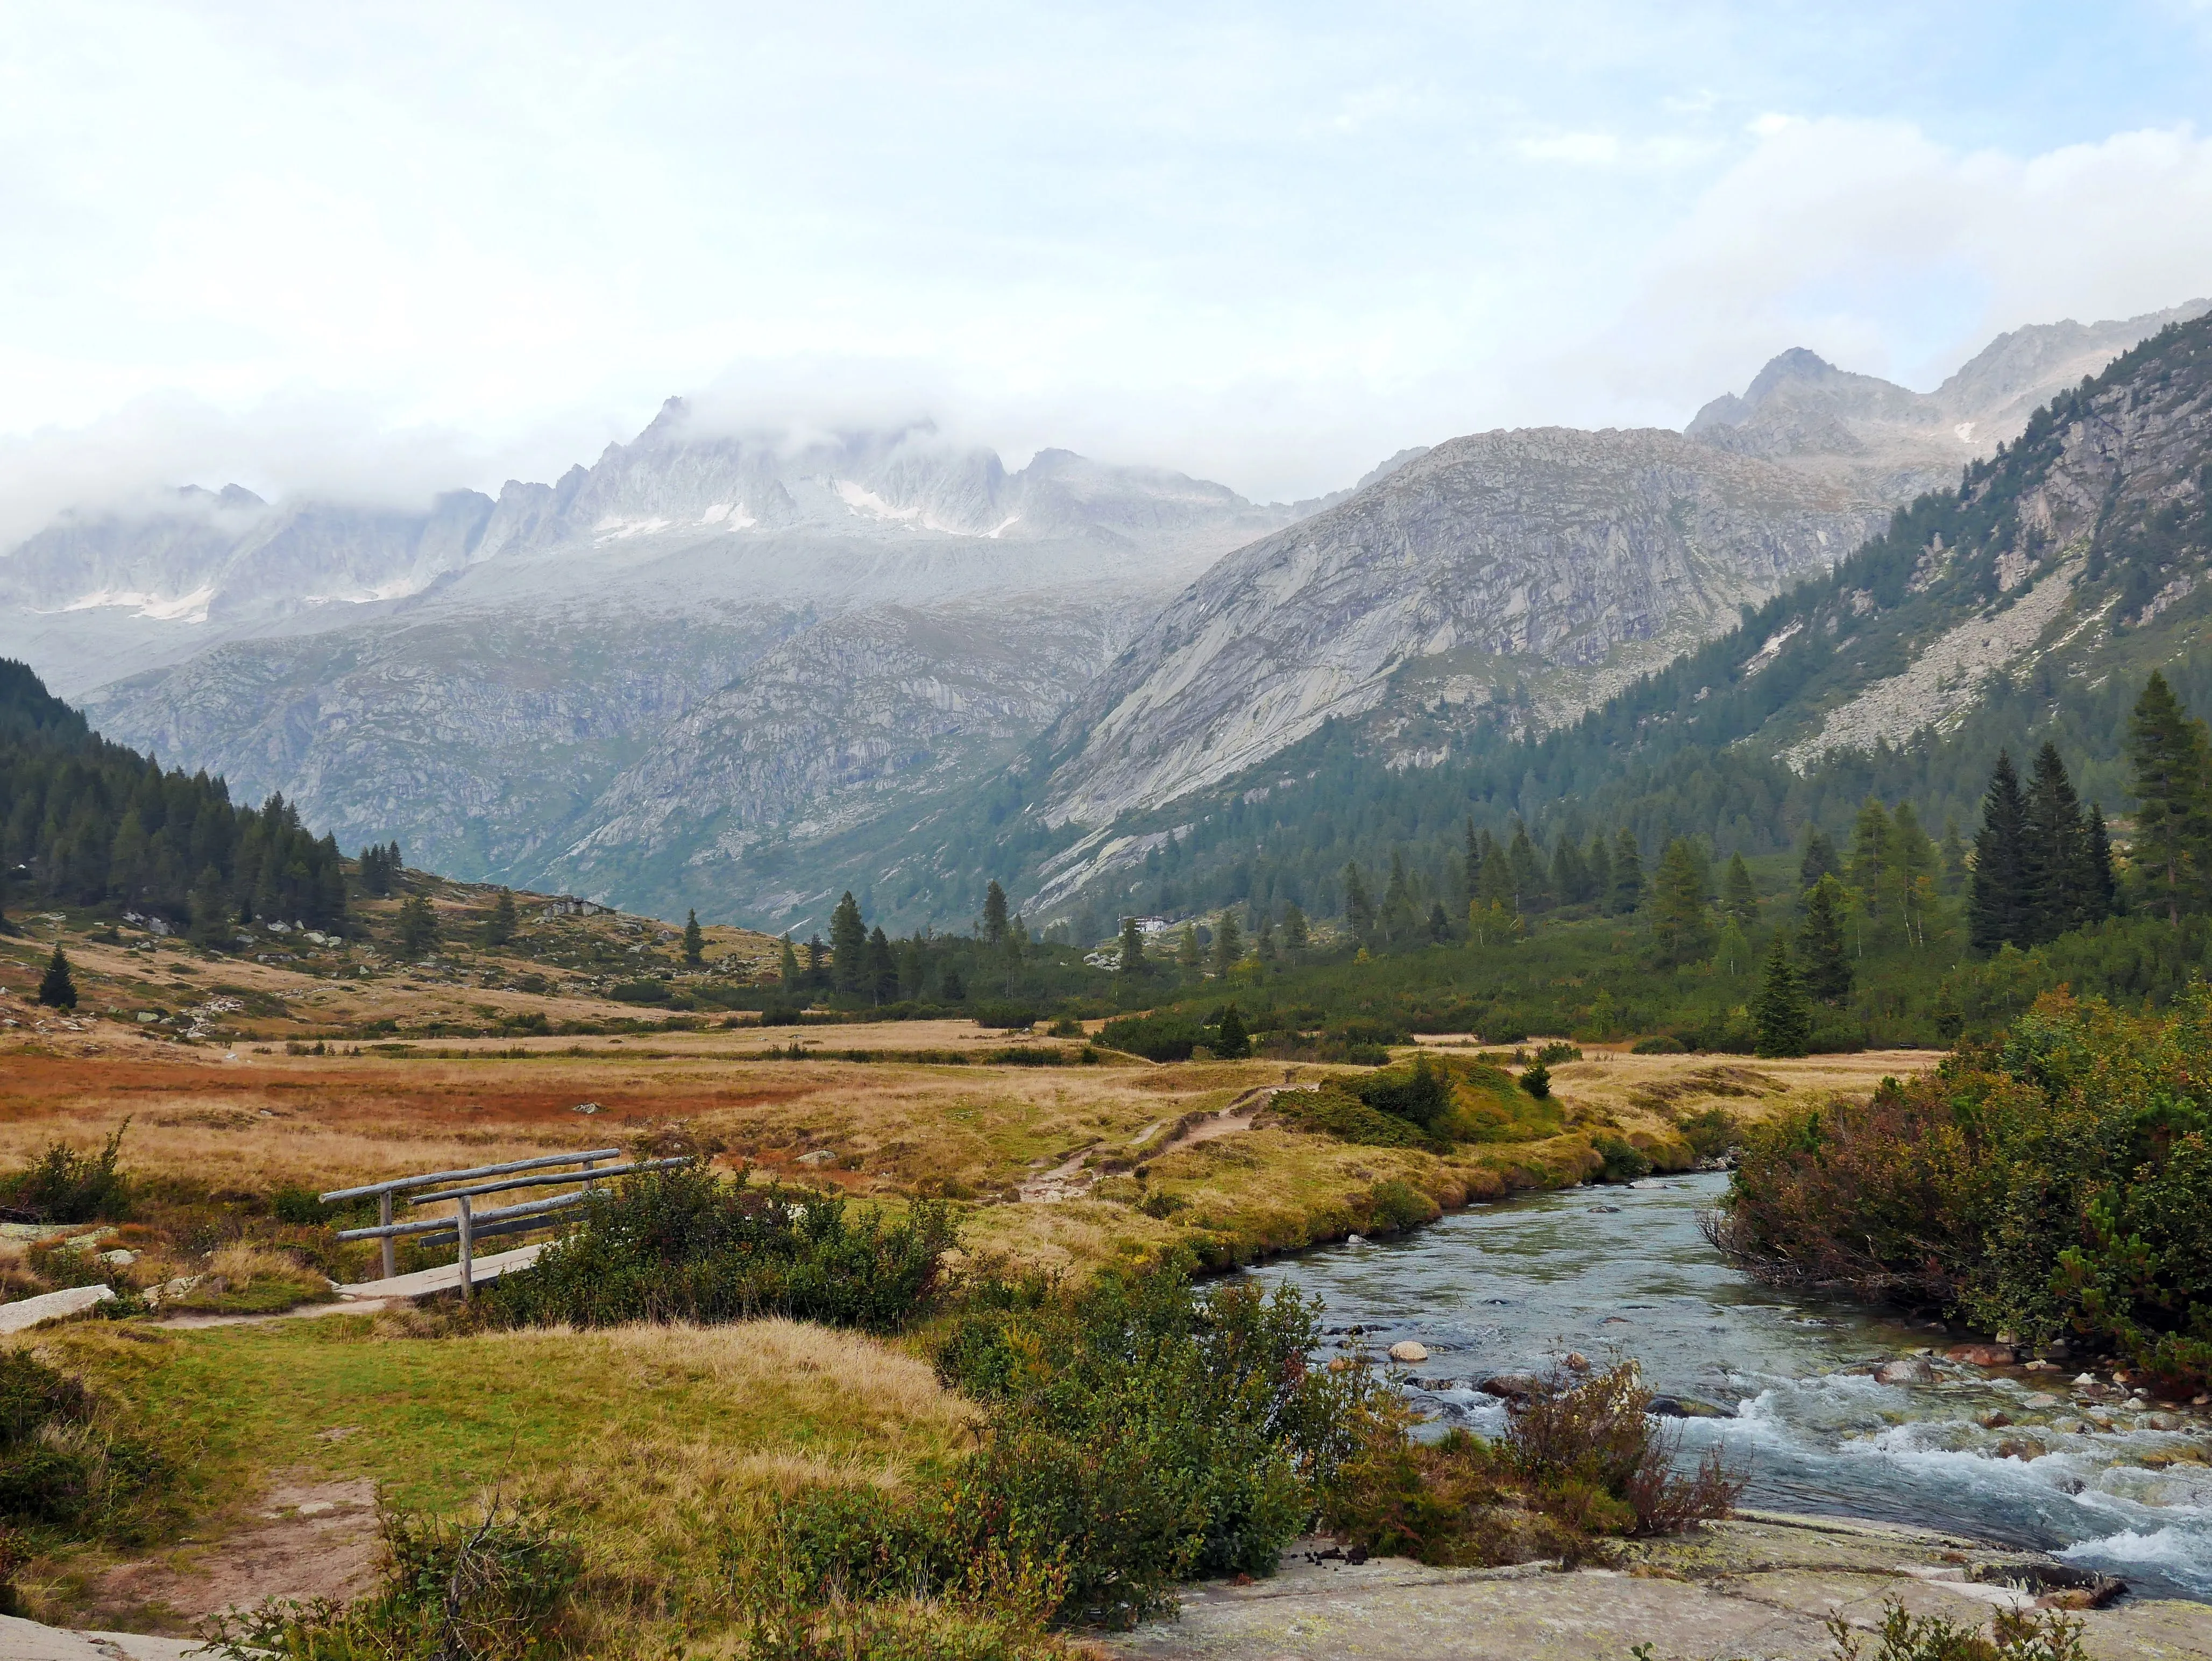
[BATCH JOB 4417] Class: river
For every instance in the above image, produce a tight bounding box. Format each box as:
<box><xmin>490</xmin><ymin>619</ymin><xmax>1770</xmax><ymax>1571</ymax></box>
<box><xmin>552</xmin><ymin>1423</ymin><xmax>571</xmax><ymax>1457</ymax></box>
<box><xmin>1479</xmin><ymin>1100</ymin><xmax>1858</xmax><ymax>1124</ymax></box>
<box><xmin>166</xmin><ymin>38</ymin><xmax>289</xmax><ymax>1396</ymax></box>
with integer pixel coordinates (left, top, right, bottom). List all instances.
<box><xmin>1243</xmin><ymin>1169</ymin><xmax>2212</xmax><ymax>1603</ymax></box>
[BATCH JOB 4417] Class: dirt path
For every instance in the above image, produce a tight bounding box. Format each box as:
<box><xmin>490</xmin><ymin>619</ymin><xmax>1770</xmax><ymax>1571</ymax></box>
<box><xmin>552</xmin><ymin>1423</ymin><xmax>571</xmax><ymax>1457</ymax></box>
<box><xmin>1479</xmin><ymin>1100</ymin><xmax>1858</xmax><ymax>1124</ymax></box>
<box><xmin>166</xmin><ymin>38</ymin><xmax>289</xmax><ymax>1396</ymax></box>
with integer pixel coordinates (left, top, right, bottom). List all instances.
<box><xmin>1017</xmin><ymin>1085</ymin><xmax>1313</xmax><ymax>1203</ymax></box>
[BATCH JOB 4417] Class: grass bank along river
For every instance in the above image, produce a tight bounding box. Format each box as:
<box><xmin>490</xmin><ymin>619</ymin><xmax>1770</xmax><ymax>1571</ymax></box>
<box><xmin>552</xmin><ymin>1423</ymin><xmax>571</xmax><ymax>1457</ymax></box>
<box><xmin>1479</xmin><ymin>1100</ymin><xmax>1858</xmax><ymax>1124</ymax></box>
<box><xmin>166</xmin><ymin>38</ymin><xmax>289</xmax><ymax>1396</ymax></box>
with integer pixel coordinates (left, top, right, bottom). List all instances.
<box><xmin>1247</xmin><ymin>1170</ymin><xmax>2212</xmax><ymax>1604</ymax></box>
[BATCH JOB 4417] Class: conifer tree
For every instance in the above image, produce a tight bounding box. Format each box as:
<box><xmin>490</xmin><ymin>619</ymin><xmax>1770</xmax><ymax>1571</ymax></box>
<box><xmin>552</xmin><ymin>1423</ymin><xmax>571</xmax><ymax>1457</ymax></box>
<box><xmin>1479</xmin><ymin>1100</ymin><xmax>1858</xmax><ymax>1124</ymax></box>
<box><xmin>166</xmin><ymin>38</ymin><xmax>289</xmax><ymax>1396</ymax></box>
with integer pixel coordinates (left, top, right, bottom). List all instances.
<box><xmin>829</xmin><ymin>892</ymin><xmax>867</xmax><ymax>992</ymax></box>
<box><xmin>37</xmin><ymin>945</ymin><xmax>76</xmax><ymax>1009</ymax></box>
<box><xmin>1427</xmin><ymin>899</ymin><xmax>1451</xmax><ymax>941</ymax></box>
<box><xmin>1507</xmin><ymin>825</ymin><xmax>1547</xmax><ymax>912</ymax></box>
<box><xmin>397</xmin><ymin>893</ymin><xmax>438</xmax><ymax>957</ymax></box>
<box><xmin>1722</xmin><ymin>853</ymin><xmax>1759</xmax><ymax>926</ymax></box>
<box><xmin>1647</xmin><ymin>837</ymin><xmax>1712</xmax><ymax>968</ymax></box>
<box><xmin>866</xmin><ymin>926</ymin><xmax>898</xmax><ymax>1004</ymax></box>
<box><xmin>1479</xmin><ymin>844</ymin><xmax>1516</xmax><ymax>911</ymax></box>
<box><xmin>2127</xmin><ymin>670</ymin><xmax>2212</xmax><ymax>926</ymax></box>
<box><xmin>1176</xmin><ymin>921</ymin><xmax>1202</xmax><ymax>972</ymax></box>
<box><xmin>1847</xmin><ymin>800</ymin><xmax>1895</xmax><ymax>930</ymax></box>
<box><xmin>1939</xmin><ymin>819</ymin><xmax>1970</xmax><ymax>893</ymax></box>
<box><xmin>1753</xmin><ymin>938</ymin><xmax>1811</xmax><ymax>1059</ymax></box>
<box><xmin>779</xmin><ymin>934</ymin><xmax>801</xmax><ymax>989</ymax></box>
<box><xmin>805</xmin><ymin>935</ymin><xmax>828</xmax><ymax>989</ymax></box>
<box><xmin>2021</xmin><ymin>742</ymin><xmax>2094</xmax><ymax>942</ymax></box>
<box><xmin>1461</xmin><ymin>818</ymin><xmax>1483</xmax><ymax>911</ymax></box>
<box><xmin>1550</xmin><ymin>834</ymin><xmax>1590</xmax><ymax>906</ymax></box>
<box><xmin>1610</xmin><ymin>829</ymin><xmax>1643</xmax><ymax>915</ymax></box>
<box><xmin>981</xmin><ymin>881</ymin><xmax>1011</xmax><ymax>946</ymax></box>
<box><xmin>1800</xmin><ymin>875</ymin><xmax>1853</xmax><ymax>1004</ymax></box>
<box><xmin>682</xmin><ymin>908</ymin><xmax>705</xmax><ymax>967</ymax></box>
<box><xmin>484</xmin><ymin>889</ymin><xmax>519</xmax><ymax>948</ymax></box>
<box><xmin>1888</xmin><ymin>803</ymin><xmax>1937</xmax><ymax>948</ymax></box>
<box><xmin>1213</xmin><ymin>1004</ymin><xmax>1251</xmax><ymax>1060</ymax></box>
<box><xmin>1282</xmin><ymin>904</ymin><xmax>1309</xmax><ymax>954</ymax></box>
<box><xmin>2085</xmin><ymin>805</ymin><xmax>2119</xmax><ymax>921</ymax></box>
<box><xmin>1969</xmin><ymin>751</ymin><xmax>2030</xmax><ymax>954</ymax></box>
<box><xmin>1381</xmin><ymin>851</ymin><xmax>1417</xmax><ymax>942</ymax></box>
<box><xmin>1255</xmin><ymin>914</ymin><xmax>1277</xmax><ymax>961</ymax></box>
<box><xmin>1343</xmin><ymin>863</ymin><xmax>1377</xmax><ymax>941</ymax></box>
<box><xmin>1118</xmin><ymin>915</ymin><xmax>1147</xmax><ymax>975</ymax></box>
<box><xmin>1799</xmin><ymin>828</ymin><xmax>1841</xmax><ymax>890</ymax></box>
<box><xmin>1586</xmin><ymin>831</ymin><xmax>1613</xmax><ymax>906</ymax></box>
<box><xmin>1211</xmin><ymin>908</ymin><xmax>1242</xmax><ymax>973</ymax></box>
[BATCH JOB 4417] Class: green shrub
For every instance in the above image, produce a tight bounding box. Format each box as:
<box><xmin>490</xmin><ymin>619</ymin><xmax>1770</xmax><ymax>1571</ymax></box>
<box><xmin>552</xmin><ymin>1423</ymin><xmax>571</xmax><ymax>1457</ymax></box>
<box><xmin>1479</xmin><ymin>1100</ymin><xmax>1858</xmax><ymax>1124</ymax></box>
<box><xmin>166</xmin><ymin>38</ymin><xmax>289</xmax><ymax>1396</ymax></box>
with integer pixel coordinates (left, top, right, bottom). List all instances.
<box><xmin>211</xmin><ymin>1500</ymin><xmax>582</xmax><ymax>1661</ymax></box>
<box><xmin>608</xmin><ymin>979</ymin><xmax>671</xmax><ymax>1004</ymax></box>
<box><xmin>1826</xmin><ymin>1599</ymin><xmax>2088</xmax><ymax>1661</ymax></box>
<box><xmin>1678</xmin><ymin>1108</ymin><xmax>1740</xmax><ymax>1162</ymax></box>
<box><xmin>1268</xmin><ymin>1087</ymin><xmax>1429</xmax><ymax>1149</ymax></box>
<box><xmin>485</xmin><ymin>1166</ymin><xmax>957</xmax><ymax>1334</ymax></box>
<box><xmin>0</xmin><ymin>1349</ymin><xmax>166</xmax><ymax>1538</ymax></box>
<box><xmin>1518</xmin><ymin>1063</ymin><xmax>1550</xmax><ymax>1098</ymax></box>
<box><xmin>1097</xmin><ymin>1013</ymin><xmax>1206</xmax><ymax>1062</ymax></box>
<box><xmin>1322</xmin><ymin>1362</ymin><xmax>1740</xmax><ymax>1569</ymax></box>
<box><xmin>272</xmin><ymin>1185</ymin><xmax>339</xmax><ymax>1225</ymax></box>
<box><xmin>1365</xmin><ymin>1179</ymin><xmax>1435</xmax><ymax>1233</ymax></box>
<box><xmin>1630</xmin><ymin>1035</ymin><xmax>1686</xmax><ymax>1055</ymax></box>
<box><xmin>1711</xmin><ymin>986</ymin><xmax>2212</xmax><ymax>1393</ymax></box>
<box><xmin>1533</xmin><ymin>1041</ymin><xmax>1583</xmax><ymax>1066</ymax></box>
<box><xmin>784</xmin><ymin>1269</ymin><xmax>1382</xmax><ymax>1629</ymax></box>
<box><xmin>1355</xmin><ymin>1055</ymin><xmax>1452</xmax><ymax>1128</ymax></box>
<box><xmin>1592</xmin><ymin>1135</ymin><xmax>1655</xmax><ymax>1183</ymax></box>
<box><xmin>1</xmin><ymin>1124</ymin><xmax>131</xmax><ymax>1223</ymax></box>
<box><xmin>970</xmin><ymin>1002</ymin><xmax>1041</xmax><ymax>1031</ymax></box>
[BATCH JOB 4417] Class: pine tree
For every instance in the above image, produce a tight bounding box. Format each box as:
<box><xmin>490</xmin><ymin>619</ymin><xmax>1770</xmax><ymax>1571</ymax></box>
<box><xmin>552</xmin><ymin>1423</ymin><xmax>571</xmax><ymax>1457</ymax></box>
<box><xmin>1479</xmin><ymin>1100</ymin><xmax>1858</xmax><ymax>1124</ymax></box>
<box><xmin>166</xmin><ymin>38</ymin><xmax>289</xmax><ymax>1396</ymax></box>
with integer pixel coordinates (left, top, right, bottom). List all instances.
<box><xmin>1380</xmin><ymin>851</ymin><xmax>1417</xmax><ymax>943</ymax></box>
<box><xmin>1343</xmin><ymin>863</ymin><xmax>1377</xmax><ymax>941</ymax></box>
<box><xmin>981</xmin><ymin>881</ymin><xmax>1010</xmax><ymax>946</ymax></box>
<box><xmin>1800</xmin><ymin>875</ymin><xmax>1853</xmax><ymax>1004</ymax></box>
<box><xmin>397</xmin><ymin>893</ymin><xmax>438</xmax><ymax>957</ymax></box>
<box><xmin>1255</xmin><ymin>914</ymin><xmax>1277</xmax><ymax>961</ymax></box>
<box><xmin>1282</xmin><ymin>905</ymin><xmax>1309</xmax><ymax>954</ymax></box>
<box><xmin>866</xmin><ymin>926</ymin><xmax>898</xmax><ymax>1004</ymax></box>
<box><xmin>1586</xmin><ymin>832</ymin><xmax>1613</xmax><ymax>906</ymax></box>
<box><xmin>1647</xmin><ymin>837</ymin><xmax>1712</xmax><ymax>969</ymax></box>
<box><xmin>1118</xmin><ymin>915</ymin><xmax>1147</xmax><ymax>975</ymax></box>
<box><xmin>1714</xmin><ymin>918</ymin><xmax>1752</xmax><ymax>977</ymax></box>
<box><xmin>829</xmin><ymin>892</ymin><xmax>867</xmax><ymax>992</ymax></box>
<box><xmin>682</xmin><ymin>908</ymin><xmax>705</xmax><ymax>967</ymax></box>
<box><xmin>1722</xmin><ymin>853</ymin><xmax>1759</xmax><ymax>926</ymax></box>
<box><xmin>1610</xmin><ymin>830</ymin><xmax>1643</xmax><ymax>915</ymax></box>
<box><xmin>1550</xmin><ymin>834</ymin><xmax>1590</xmax><ymax>907</ymax></box>
<box><xmin>1753</xmin><ymin>938</ymin><xmax>1811</xmax><ymax>1059</ymax></box>
<box><xmin>1211</xmin><ymin>908</ymin><xmax>1243</xmax><ymax>973</ymax></box>
<box><xmin>2085</xmin><ymin>805</ymin><xmax>2119</xmax><ymax>921</ymax></box>
<box><xmin>2127</xmin><ymin>671</ymin><xmax>2212</xmax><ymax>926</ymax></box>
<box><xmin>779</xmin><ymin>934</ymin><xmax>801</xmax><ymax>989</ymax></box>
<box><xmin>1939</xmin><ymin>820</ymin><xmax>1970</xmax><ymax>893</ymax></box>
<box><xmin>2021</xmin><ymin>742</ymin><xmax>2093</xmax><ymax>943</ymax></box>
<box><xmin>1479</xmin><ymin>844</ymin><xmax>1516</xmax><ymax>911</ymax></box>
<box><xmin>1213</xmin><ymin>1004</ymin><xmax>1251</xmax><ymax>1059</ymax></box>
<box><xmin>1176</xmin><ymin>921</ymin><xmax>1202</xmax><ymax>971</ymax></box>
<box><xmin>1969</xmin><ymin>751</ymin><xmax>2030</xmax><ymax>953</ymax></box>
<box><xmin>1507</xmin><ymin>825</ymin><xmax>1547</xmax><ymax>912</ymax></box>
<box><xmin>37</xmin><ymin>945</ymin><xmax>76</xmax><ymax>1009</ymax></box>
<box><xmin>1427</xmin><ymin>899</ymin><xmax>1450</xmax><ymax>942</ymax></box>
<box><xmin>1800</xmin><ymin>829</ymin><xmax>1841</xmax><ymax>890</ymax></box>
<box><xmin>805</xmin><ymin>935</ymin><xmax>828</xmax><ymax>989</ymax></box>
<box><xmin>1847</xmin><ymin>799</ymin><xmax>1895</xmax><ymax>919</ymax></box>
<box><xmin>484</xmin><ymin>889</ymin><xmax>519</xmax><ymax>948</ymax></box>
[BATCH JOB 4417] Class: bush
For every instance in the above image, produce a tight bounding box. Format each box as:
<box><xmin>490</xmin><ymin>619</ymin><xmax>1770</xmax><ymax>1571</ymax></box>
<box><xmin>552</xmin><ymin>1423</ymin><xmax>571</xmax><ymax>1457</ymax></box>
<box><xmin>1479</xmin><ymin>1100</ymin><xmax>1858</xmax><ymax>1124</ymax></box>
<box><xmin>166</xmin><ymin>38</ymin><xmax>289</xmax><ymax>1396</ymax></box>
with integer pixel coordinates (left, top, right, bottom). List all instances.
<box><xmin>1828</xmin><ymin>1599</ymin><xmax>2088</xmax><ymax>1661</ymax></box>
<box><xmin>1532</xmin><ymin>1041</ymin><xmax>1582</xmax><ymax>1066</ymax></box>
<box><xmin>783</xmin><ymin>1269</ymin><xmax>1381</xmax><ymax>1630</ymax></box>
<box><xmin>1710</xmin><ymin>987</ymin><xmax>2212</xmax><ymax>1394</ymax></box>
<box><xmin>608</xmin><ymin>979</ymin><xmax>671</xmax><ymax>1004</ymax></box>
<box><xmin>1097</xmin><ymin>1013</ymin><xmax>1206</xmax><ymax>1062</ymax></box>
<box><xmin>1518</xmin><ymin>1063</ymin><xmax>1550</xmax><ymax>1098</ymax></box>
<box><xmin>485</xmin><ymin>1166</ymin><xmax>957</xmax><ymax>1333</ymax></box>
<box><xmin>1678</xmin><ymin>1108</ymin><xmax>1740</xmax><ymax>1162</ymax></box>
<box><xmin>212</xmin><ymin>1500</ymin><xmax>582</xmax><ymax>1661</ymax></box>
<box><xmin>1592</xmin><ymin>1135</ymin><xmax>1654</xmax><ymax>1183</ymax></box>
<box><xmin>970</xmin><ymin>1002</ymin><xmax>1040</xmax><ymax>1031</ymax></box>
<box><xmin>1355</xmin><ymin>1055</ymin><xmax>1453</xmax><ymax>1127</ymax></box>
<box><xmin>0</xmin><ymin>1349</ymin><xmax>166</xmax><ymax>1537</ymax></box>
<box><xmin>1631</xmin><ymin>1035</ymin><xmax>1686</xmax><ymax>1055</ymax></box>
<box><xmin>1267</xmin><ymin>1087</ymin><xmax>1429</xmax><ymax>1149</ymax></box>
<box><xmin>1322</xmin><ymin>1361</ymin><xmax>1740</xmax><ymax>1568</ymax></box>
<box><xmin>0</xmin><ymin>1124</ymin><xmax>131</xmax><ymax>1223</ymax></box>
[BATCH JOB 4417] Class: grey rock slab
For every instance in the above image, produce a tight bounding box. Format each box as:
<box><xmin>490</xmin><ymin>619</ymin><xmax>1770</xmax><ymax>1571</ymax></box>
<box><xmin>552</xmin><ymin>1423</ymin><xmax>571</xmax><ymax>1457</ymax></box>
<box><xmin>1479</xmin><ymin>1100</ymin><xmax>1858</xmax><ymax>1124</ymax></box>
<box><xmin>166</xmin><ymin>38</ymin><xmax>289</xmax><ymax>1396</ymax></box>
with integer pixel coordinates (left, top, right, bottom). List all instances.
<box><xmin>0</xmin><ymin>1613</ymin><xmax>205</xmax><ymax>1661</ymax></box>
<box><xmin>0</xmin><ymin>1284</ymin><xmax>114</xmax><ymax>1335</ymax></box>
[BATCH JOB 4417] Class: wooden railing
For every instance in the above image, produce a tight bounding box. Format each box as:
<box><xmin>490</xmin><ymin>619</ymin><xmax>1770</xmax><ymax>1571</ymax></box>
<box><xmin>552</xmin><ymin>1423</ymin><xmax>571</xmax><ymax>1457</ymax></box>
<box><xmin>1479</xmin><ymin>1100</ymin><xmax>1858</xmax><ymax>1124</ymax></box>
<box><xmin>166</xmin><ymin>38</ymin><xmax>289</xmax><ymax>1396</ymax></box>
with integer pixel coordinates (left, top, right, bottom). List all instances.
<box><xmin>321</xmin><ymin>1148</ymin><xmax>691</xmax><ymax>1299</ymax></box>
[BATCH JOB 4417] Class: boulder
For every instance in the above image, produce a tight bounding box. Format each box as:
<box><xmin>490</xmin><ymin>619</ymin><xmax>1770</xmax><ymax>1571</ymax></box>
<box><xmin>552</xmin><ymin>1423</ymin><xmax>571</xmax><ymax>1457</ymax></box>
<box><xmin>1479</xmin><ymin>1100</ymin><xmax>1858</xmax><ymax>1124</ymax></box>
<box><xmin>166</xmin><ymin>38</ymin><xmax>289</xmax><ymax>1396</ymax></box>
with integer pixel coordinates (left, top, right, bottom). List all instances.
<box><xmin>0</xmin><ymin>1283</ymin><xmax>115</xmax><ymax>1335</ymax></box>
<box><xmin>1874</xmin><ymin>1356</ymin><xmax>1937</xmax><ymax>1386</ymax></box>
<box><xmin>1388</xmin><ymin>1341</ymin><xmax>1430</xmax><ymax>1364</ymax></box>
<box><xmin>1478</xmin><ymin>1373</ymin><xmax>1540</xmax><ymax>1401</ymax></box>
<box><xmin>1945</xmin><ymin>1343</ymin><xmax>2016</xmax><ymax>1367</ymax></box>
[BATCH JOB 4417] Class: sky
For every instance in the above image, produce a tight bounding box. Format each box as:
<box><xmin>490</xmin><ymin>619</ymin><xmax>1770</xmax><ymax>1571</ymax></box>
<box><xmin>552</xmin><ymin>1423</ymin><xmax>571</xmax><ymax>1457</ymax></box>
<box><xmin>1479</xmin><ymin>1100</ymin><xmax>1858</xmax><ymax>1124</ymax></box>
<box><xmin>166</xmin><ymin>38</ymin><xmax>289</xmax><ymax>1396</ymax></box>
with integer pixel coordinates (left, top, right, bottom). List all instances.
<box><xmin>4</xmin><ymin>0</ymin><xmax>2212</xmax><ymax>538</ymax></box>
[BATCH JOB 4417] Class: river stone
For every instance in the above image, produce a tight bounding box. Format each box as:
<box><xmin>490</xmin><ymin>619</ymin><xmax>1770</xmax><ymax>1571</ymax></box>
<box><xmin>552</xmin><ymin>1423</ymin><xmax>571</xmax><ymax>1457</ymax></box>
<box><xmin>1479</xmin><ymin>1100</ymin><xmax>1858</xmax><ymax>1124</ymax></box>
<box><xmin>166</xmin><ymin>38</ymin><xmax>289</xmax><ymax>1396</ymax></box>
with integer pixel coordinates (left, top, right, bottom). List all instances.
<box><xmin>1479</xmin><ymin>1374</ymin><xmax>1540</xmax><ymax>1401</ymax></box>
<box><xmin>1945</xmin><ymin>1343</ymin><xmax>2015</xmax><ymax>1367</ymax></box>
<box><xmin>1647</xmin><ymin>1394</ymin><xmax>1730</xmax><ymax>1419</ymax></box>
<box><xmin>2023</xmin><ymin>1393</ymin><xmax>2060</xmax><ymax>1408</ymax></box>
<box><xmin>1389</xmin><ymin>1341</ymin><xmax>1430</xmax><ymax>1364</ymax></box>
<box><xmin>1875</xmin><ymin>1356</ymin><xmax>1937</xmax><ymax>1386</ymax></box>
